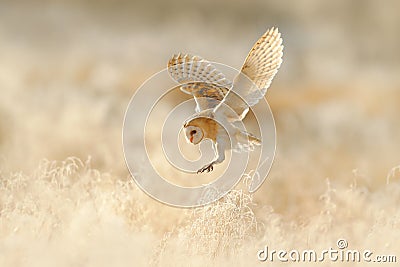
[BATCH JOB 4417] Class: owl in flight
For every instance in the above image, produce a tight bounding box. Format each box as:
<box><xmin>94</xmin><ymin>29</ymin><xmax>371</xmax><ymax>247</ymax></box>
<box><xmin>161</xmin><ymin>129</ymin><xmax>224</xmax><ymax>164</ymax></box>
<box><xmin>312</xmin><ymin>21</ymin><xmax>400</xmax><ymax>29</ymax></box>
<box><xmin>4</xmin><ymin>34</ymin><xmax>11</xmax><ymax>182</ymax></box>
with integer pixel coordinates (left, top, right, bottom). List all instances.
<box><xmin>168</xmin><ymin>27</ymin><xmax>283</xmax><ymax>173</ymax></box>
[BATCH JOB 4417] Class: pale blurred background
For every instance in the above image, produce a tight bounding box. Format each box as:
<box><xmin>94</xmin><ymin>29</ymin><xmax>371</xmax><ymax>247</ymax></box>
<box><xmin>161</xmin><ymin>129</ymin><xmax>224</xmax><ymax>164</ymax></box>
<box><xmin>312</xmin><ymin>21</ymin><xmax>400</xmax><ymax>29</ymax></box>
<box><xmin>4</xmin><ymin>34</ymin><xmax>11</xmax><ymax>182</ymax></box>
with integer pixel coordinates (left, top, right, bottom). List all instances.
<box><xmin>1</xmin><ymin>0</ymin><xmax>399</xmax><ymax>203</ymax></box>
<box><xmin>0</xmin><ymin>0</ymin><xmax>399</xmax><ymax>265</ymax></box>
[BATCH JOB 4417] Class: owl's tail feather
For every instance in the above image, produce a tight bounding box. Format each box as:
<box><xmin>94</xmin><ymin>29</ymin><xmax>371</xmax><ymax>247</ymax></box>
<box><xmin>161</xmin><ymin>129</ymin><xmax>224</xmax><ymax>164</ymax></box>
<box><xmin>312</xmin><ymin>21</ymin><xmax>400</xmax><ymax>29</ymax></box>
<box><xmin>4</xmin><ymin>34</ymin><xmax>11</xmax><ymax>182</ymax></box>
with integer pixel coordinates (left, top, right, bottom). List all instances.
<box><xmin>236</xmin><ymin>131</ymin><xmax>261</xmax><ymax>146</ymax></box>
<box><xmin>247</xmin><ymin>132</ymin><xmax>261</xmax><ymax>146</ymax></box>
<box><xmin>234</xmin><ymin>130</ymin><xmax>261</xmax><ymax>152</ymax></box>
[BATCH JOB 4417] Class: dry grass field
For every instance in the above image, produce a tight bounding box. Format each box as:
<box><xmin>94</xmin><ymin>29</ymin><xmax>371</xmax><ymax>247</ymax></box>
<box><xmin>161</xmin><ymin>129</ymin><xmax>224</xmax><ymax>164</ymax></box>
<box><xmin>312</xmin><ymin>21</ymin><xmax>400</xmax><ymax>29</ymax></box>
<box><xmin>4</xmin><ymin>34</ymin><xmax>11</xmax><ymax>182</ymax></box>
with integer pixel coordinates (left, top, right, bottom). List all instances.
<box><xmin>1</xmin><ymin>0</ymin><xmax>400</xmax><ymax>266</ymax></box>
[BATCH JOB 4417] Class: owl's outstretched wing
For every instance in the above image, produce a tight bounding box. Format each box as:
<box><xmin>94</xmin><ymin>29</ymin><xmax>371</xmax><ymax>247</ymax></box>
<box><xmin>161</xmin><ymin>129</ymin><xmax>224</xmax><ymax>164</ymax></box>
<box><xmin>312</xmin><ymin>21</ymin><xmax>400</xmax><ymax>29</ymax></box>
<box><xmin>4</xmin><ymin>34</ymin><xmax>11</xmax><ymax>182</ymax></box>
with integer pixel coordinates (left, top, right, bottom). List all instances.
<box><xmin>168</xmin><ymin>54</ymin><xmax>231</xmax><ymax>112</ymax></box>
<box><xmin>180</xmin><ymin>82</ymin><xmax>229</xmax><ymax>112</ymax></box>
<box><xmin>217</xmin><ymin>27</ymin><xmax>283</xmax><ymax>119</ymax></box>
<box><xmin>168</xmin><ymin>54</ymin><xmax>232</xmax><ymax>87</ymax></box>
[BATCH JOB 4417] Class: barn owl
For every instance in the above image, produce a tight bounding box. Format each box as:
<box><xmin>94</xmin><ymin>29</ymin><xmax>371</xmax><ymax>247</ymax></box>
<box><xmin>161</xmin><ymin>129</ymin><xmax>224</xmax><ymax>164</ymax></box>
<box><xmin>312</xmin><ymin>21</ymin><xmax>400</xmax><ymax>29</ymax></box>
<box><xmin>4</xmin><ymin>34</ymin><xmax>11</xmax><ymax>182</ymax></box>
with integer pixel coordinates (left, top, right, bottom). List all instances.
<box><xmin>168</xmin><ymin>27</ymin><xmax>283</xmax><ymax>173</ymax></box>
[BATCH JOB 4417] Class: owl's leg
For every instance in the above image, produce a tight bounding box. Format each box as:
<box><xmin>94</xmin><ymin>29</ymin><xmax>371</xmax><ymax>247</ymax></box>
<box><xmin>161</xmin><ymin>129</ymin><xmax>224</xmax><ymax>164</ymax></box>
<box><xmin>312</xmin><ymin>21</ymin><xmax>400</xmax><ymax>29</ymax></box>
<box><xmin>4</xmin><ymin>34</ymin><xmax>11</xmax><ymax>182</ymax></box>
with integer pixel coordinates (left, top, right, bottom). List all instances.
<box><xmin>197</xmin><ymin>141</ymin><xmax>226</xmax><ymax>173</ymax></box>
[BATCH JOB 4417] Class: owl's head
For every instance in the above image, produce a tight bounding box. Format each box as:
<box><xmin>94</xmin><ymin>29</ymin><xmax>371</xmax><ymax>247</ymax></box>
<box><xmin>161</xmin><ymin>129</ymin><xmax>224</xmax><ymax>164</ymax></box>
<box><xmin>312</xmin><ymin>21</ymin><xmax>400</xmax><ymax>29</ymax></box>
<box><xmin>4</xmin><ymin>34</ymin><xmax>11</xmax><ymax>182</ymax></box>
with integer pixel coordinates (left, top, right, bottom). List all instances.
<box><xmin>184</xmin><ymin>125</ymin><xmax>204</xmax><ymax>145</ymax></box>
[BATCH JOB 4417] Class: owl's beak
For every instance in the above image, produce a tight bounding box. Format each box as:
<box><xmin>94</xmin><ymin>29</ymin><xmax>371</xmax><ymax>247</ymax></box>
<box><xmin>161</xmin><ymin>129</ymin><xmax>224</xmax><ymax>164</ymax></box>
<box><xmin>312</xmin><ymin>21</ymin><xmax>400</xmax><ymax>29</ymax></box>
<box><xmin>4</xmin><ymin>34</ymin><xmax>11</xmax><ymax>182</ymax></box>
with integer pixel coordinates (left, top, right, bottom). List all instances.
<box><xmin>190</xmin><ymin>136</ymin><xmax>194</xmax><ymax>143</ymax></box>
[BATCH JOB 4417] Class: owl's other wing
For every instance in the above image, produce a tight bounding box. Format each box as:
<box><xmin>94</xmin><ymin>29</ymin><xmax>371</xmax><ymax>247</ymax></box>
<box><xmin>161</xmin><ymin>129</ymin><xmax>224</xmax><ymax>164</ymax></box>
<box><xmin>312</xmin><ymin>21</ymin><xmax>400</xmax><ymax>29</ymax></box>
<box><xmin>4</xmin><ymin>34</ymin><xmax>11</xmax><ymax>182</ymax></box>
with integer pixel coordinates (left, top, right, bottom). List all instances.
<box><xmin>180</xmin><ymin>82</ymin><xmax>229</xmax><ymax>112</ymax></box>
<box><xmin>168</xmin><ymin>54</ymin><xmax>232</xmax><ymax>88</ymax></box>
<box><xmin>217</xmin><ymin>28</ymin><xmax>283</xmax><ymax>119</ymax></box>
<box><xmin>168</xmin><ymin>54</ymin><xmax>231</xmax><ymax>112</ymax></box>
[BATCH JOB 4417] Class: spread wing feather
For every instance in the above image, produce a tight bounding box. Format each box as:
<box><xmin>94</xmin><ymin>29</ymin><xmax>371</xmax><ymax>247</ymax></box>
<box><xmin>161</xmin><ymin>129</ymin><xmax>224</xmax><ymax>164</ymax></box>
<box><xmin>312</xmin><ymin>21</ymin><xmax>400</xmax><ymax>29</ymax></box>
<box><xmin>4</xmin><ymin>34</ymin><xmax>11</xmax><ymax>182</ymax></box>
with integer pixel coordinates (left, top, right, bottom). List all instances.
<box><xmin>217</xmin><ymin>27</ymin><xmax>283</xmax><ymax>119</ymax></box>
<box><xmin>168</xmin><ymin>54</ymin><xmax>231</xmax><ymax>111</ymax></box>
<box><xmin>180</xmin><ymin>82</ymin><xmax>229</xmax><ymax>112</ymax></box>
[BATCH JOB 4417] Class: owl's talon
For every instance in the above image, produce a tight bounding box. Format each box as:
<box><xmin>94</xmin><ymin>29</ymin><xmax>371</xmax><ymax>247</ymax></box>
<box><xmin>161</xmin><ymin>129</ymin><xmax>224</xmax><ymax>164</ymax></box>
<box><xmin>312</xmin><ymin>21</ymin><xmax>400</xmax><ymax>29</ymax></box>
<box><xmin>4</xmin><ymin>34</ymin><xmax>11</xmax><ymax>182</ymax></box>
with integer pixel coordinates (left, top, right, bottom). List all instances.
<box><xmin>197</xmin><ymin>163</ymin><xmax>214</xmax><ymax>173</ymax></box>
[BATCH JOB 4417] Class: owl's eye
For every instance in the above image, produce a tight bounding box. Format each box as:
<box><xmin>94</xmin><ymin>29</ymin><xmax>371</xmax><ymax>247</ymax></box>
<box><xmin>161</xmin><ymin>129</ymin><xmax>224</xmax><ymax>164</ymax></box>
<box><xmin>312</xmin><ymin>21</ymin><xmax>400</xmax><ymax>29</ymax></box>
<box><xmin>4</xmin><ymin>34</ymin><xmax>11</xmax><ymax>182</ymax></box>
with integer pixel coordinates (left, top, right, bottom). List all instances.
<box><xmin>190</xmin><ymin>130</ymin><xmax>197</xmax><ymax>135</ymax></box>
